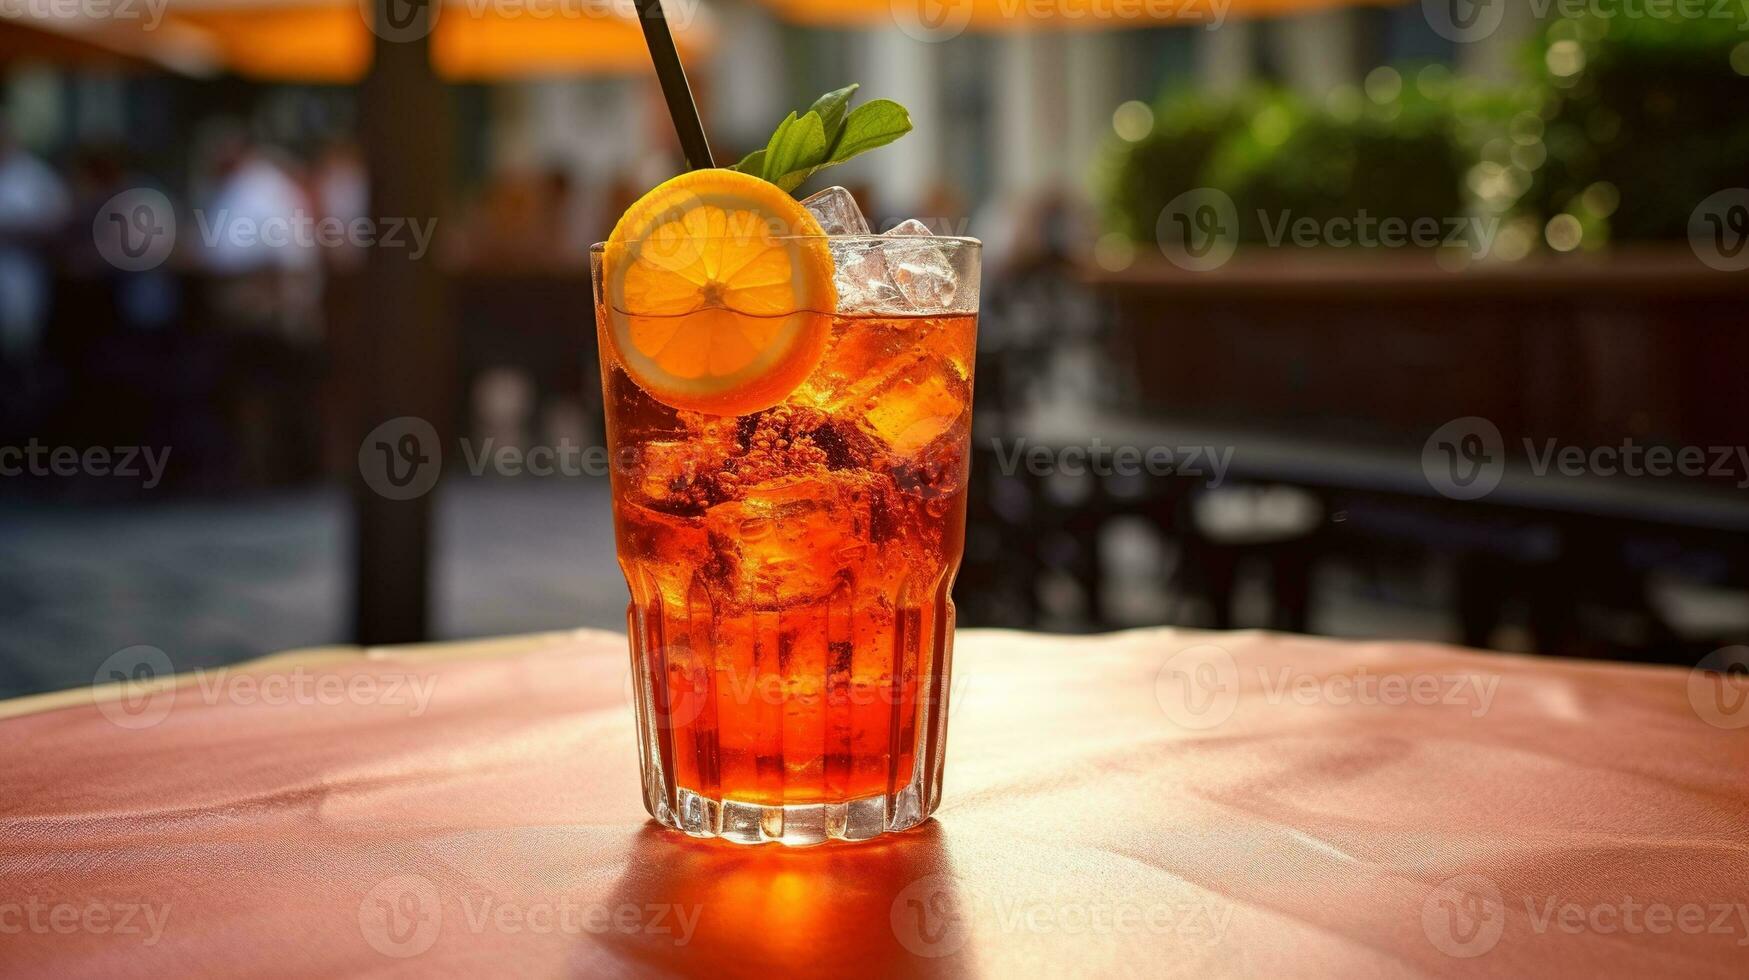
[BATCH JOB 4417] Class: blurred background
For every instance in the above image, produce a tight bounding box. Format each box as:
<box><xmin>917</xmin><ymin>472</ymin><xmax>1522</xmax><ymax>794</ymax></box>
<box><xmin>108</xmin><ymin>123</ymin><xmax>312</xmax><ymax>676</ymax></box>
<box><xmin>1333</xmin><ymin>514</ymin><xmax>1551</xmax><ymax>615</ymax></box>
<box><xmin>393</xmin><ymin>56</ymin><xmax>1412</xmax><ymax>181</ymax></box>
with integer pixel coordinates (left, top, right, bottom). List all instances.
<box><xmin>1</xmin><ymin>0</ymin><xmax>1746</xmax><ymax>698</ymax></box>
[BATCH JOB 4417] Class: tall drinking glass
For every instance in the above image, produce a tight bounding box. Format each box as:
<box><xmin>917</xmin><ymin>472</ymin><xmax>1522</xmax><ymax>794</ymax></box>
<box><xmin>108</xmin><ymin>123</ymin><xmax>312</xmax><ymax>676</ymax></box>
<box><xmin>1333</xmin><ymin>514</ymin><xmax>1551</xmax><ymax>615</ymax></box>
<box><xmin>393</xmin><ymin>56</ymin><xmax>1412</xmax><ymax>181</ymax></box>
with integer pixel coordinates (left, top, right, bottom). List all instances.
<box><xmin>592</xmin><ymin>234</ymin><xmax>979</xmax><ymax>845</ymax></box>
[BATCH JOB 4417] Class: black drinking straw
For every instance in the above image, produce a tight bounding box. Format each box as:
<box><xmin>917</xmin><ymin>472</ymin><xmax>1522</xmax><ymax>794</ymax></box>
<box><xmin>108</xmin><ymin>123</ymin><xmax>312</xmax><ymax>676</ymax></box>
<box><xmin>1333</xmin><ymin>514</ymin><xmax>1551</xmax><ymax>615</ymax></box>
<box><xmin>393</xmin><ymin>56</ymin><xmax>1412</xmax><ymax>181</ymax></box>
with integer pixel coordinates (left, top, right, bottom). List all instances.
<box><xmin>634</xmin><ymin>0</ymin><xmax>715</xmax><ymax>170</ymax></box>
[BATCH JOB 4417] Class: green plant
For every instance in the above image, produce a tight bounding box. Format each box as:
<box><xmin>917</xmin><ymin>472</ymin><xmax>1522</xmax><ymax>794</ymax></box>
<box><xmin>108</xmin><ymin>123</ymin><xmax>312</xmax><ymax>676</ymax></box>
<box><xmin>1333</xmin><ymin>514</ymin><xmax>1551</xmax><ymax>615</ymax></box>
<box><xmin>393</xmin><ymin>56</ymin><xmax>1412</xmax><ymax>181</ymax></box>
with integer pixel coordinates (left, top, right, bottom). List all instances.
<box><xmin>1207</xmin><ymin>74</ymin><xmax>1466</xmax><ymax>243</ymax></box>
<box><xmin>1099</xmin><ymin>20</ymin><xmax>1749</xmax><ymax>255</ymax></box>
<box><xmin>1099</xmin><ymin>75</ymin><xmax>1470</xmax><ymax>247</ymax></box>
<box><xmin>1517</xmin><ymin>14</ymin><xmax>1749</xmax><ymax>245</ymax></box>
<box><xmin>1098</xmin><ymin>88</ymin><xmax>1269</xmax><ymax>242</ymax></box>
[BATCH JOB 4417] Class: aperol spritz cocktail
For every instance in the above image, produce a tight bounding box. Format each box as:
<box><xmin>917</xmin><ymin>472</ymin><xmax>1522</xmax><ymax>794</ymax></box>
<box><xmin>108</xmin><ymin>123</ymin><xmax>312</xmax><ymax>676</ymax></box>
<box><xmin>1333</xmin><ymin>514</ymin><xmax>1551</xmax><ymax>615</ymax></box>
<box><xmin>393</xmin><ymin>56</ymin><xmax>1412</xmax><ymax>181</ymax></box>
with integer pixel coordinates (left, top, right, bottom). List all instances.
<box><xmin>592</xmin><ymin>171</ymin><xmax>978</xmax><ymax>845</ymax></box>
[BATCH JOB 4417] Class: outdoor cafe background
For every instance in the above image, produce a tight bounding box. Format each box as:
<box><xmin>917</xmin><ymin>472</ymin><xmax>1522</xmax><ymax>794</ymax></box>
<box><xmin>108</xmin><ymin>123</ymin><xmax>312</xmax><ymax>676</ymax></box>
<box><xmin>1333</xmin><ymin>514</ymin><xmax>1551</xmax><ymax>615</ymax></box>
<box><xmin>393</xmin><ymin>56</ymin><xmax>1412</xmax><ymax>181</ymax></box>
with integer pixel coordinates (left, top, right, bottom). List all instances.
<box><xmin>1</xmin><ymin>0</ymin><xmax>1745</xmax><ymax>697</ymax></box>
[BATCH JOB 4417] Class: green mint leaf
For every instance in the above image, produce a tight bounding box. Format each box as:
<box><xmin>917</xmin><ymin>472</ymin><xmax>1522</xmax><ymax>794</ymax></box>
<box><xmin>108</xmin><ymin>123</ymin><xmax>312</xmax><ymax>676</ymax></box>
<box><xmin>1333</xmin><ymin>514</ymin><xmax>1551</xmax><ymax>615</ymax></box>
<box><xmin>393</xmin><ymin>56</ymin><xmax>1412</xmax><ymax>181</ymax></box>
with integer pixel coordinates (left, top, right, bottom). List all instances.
<box><xmin>735</xmin><ymin>86</ymin><xmax>913</xmax><ymax>197</ymax></box>
<box><xmin>829</xmin><ymin>99</ymin><xmax>912</xmax><ymax>165</ymax></box>
<box><xmin>730</xmin><ymin>148</ymin><xmax>766</xmax><ymax>178</ymax></box>
<box><xmin>772</xmin><ymin>163</ymin><xmax>829</xmax><ymax>194</ymax></box>
<box><xmin>807</xmin><ymin>84</ymin><xmax>859</xmax><ymax>146</ymax></box>
<box><xmin>762</xmin><ymin>111</ymin><xmax>829</xmax><ymax>188</ymax></box>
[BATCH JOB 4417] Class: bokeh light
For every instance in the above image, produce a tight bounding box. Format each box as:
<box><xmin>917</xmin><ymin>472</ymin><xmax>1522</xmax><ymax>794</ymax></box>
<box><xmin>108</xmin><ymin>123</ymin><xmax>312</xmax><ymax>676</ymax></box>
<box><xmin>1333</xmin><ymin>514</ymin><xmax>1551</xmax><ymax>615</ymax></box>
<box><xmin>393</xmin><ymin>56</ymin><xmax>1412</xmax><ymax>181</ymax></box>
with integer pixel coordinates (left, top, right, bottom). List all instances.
<box><xmin>1093</xmin><ymin>232</ymin><xmax>1136</xmax><ymax>272</ymax></box>
<box><xmin>1364</xmin><ymin>66</ymin><xmax>1403</xmax><ymax>104</ymax></box>
<box><xmin>1580</xmin><ymin>181</ymin><xmax>1620</xmax><ymax>218</ymax></box>
<box><xmin>1547</xmin><ymin>40</ymin><xmax>1586</xmax><ymax>80</ymax></box>
<box><xmin>1112</xmin><ymin>100</ymin><xmax>1155</xmax><ymax>143</ymax></box>
<box><xmin>1545</xmin><ymin>214</ymin><xmax>1583</xmax><ymax>252</ymax></box>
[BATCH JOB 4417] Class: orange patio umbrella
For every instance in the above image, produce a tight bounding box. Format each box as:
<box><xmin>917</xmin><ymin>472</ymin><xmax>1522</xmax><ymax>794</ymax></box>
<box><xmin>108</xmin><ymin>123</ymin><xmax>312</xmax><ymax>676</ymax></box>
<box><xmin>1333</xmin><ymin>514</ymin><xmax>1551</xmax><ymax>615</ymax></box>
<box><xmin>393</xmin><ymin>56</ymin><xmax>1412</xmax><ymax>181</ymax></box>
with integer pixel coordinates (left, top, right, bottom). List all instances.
<box><xmin>151</xmin><ymin>0</ymin><xmax>713</xmax><ymax>83</ymax></box>
<box><xmin>759</xmin><ymin>0</ymin><xmax>1400</xmax><ymax>30</ymax></box>
<box><xmin>0</xmin><ymin>5</ymin><xmax>221</xmax><ymax>74</ymax></box>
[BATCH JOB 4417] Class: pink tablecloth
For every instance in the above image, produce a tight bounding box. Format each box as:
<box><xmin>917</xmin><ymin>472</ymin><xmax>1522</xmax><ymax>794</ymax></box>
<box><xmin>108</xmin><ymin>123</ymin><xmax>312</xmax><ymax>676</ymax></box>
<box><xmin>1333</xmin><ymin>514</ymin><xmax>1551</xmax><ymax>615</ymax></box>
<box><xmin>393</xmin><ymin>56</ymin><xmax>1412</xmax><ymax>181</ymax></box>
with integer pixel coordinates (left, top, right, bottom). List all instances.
<box><xmin>2</xmin><ymin>628</ymin><xmax>1746</xmax><ymax>977</ymax></box>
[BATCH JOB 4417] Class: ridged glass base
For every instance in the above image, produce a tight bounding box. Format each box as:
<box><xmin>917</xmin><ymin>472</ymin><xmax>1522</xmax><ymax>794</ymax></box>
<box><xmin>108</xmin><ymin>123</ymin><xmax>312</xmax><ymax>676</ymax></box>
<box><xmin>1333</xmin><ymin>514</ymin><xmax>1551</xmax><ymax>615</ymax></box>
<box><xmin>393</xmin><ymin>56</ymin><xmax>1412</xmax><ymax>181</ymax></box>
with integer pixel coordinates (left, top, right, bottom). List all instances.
<box><xmin>623</xmin><ymin>585</ymin><xmax>957</xmax><ymax>847</ymax></box>
<box><xmin>654</xmin><ymin>779</ymin><xmax>935</xmax><ymax>846</ymax></box>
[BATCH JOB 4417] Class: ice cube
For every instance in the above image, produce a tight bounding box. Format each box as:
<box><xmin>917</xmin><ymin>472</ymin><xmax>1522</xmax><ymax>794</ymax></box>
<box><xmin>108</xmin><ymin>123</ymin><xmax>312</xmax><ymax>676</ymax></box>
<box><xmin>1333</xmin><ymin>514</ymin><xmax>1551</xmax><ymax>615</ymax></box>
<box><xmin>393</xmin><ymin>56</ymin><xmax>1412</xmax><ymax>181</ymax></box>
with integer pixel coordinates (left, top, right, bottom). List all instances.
<box><xmin>852</xmin><ymin>350</ymin><xmax>969</xmax><ymax>457</ymax></box>
<box><xmin>884</xmin><ymin>219</ymin><xmax>958</xmax><ymax>311</ymax></box>
<box><xmin>828</xmin><ymin>238</ymin><xmax>905</xmax><ymax>314</ymax></box>
<box><xmin>801</xmin><ymin>186</ymin><xmax>870</xmax><ymax>236</ymax></box>
<box><xmin>706</xmin><ymin>473</ymin><xmax>876</xmax><ymax>606</ymax></box>
<box><xmin>632</xmin><ymin>433</ymin><xmax>734</xmax><ymax>514</ymax></box>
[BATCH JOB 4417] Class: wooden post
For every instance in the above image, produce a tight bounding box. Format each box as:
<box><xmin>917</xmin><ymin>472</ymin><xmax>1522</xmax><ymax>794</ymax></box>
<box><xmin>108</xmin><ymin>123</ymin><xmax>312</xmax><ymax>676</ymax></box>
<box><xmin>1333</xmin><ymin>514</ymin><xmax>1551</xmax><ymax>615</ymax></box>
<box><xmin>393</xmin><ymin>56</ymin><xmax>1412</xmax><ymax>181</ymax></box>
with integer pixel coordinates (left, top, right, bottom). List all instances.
<box><xmin>351</xmin><ymin>0</ymin><xmax>454</xmax><ymax>645</ymax></box>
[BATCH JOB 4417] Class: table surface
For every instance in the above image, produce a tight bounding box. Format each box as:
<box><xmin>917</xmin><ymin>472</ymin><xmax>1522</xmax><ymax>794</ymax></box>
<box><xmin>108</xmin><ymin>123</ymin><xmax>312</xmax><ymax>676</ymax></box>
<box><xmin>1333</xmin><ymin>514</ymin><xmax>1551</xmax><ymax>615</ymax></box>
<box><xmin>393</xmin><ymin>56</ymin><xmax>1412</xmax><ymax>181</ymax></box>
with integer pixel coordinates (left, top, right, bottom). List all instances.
<box><xmin>3</xmin><ymin>628</ymin><xmax>1746</xmax><ymax>978</ymax></box>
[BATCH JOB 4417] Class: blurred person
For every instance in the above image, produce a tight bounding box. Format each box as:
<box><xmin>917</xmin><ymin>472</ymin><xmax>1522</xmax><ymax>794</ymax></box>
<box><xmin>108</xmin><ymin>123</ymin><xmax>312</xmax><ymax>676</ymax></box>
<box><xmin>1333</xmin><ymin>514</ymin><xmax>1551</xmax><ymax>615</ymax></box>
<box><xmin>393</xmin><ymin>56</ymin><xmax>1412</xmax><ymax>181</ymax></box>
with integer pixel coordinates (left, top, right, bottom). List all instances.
<box><xmin>308</xmin><ymin>138</ymin><xmax>369</xmax><ymax>273</ymax></box>
<box><xmin>0</xmin><ymin>122</ymin><xmax>71</xmax><ymax>361</ymax></box>
<box><xmin>538</xmin><ymin>166</ymin><xmax>587</xmax><ymax>266</ymax></box>
<box><xmin>452</xmin><ymin>164</ymin><xmax>586</xmax><ymax>270</ymax></box>
<box><xmin>192</xmin><ymin>122</ymin><xmax>325</xmax><ymax>485</ymax></box>
<box><xmin>970</xmin><ymin>187</ymin><xmax>1103</xmax><ymax>415</ymax></box>
<box><xmin>63</xmin><ymin>145</ymin><xmax>178</xmax><ymax>333</ymax></box>
<box><xmin>972</xmin><ymin>186</ymin><xmax>1095</xmax><ymax>285</ymax></box>
<box><xmin>194</xmin><ymin>124</ymin><xmax>319</xmax><ymax>282</ymax></box>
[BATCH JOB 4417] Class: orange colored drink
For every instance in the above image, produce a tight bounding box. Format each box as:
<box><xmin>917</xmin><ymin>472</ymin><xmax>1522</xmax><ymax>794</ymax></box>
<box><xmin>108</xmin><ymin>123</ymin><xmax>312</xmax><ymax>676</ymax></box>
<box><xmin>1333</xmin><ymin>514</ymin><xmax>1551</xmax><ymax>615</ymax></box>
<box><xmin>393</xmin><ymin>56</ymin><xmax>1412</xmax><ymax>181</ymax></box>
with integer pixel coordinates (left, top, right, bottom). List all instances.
<box><xmin>592</xmin><ymin>232</ymin><xmax>978</xmax><ymax>846</ymax></box>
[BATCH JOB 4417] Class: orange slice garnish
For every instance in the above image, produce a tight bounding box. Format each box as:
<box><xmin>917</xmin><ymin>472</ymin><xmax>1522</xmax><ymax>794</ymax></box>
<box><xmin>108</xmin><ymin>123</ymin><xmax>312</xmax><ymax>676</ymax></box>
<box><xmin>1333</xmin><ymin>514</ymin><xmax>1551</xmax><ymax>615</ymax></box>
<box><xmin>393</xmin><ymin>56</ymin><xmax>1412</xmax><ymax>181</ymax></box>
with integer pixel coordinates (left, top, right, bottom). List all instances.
<box><xmin>602</xmin><ymin>169</ymin><xmax>836</xmax><ymax>416</ymax></box>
